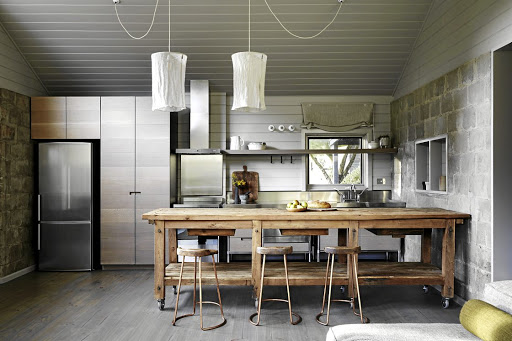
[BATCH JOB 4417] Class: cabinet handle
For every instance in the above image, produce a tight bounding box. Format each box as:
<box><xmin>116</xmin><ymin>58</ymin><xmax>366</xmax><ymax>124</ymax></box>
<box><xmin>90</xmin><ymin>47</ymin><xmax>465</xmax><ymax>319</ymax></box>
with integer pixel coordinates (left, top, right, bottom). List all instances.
<box><xmin>129</xmin><ymin>191</ymin><xmax>141</xmax><ymax>195</ymax></box>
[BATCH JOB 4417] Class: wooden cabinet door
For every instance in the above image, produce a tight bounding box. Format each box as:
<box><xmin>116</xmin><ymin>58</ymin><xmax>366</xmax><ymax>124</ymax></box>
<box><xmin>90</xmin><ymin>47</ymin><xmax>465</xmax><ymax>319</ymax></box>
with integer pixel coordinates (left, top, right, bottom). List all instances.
<box><xmin>31</xmin><ymin>97</ymin><xmax>66</xmax><ymax>139</ymax></box>
<box><xmin>135</xmin><ymin>97</ymin><xmax>170</xmax><ymax>264</ymax></box>
<box><xmin>100</xmin><ymin>97</ymin><xmax>136</xmax><ymax>265</ymax></box>
<box><xmin>67</xmin><ymin>97</ymin><xmax>100</xmax><ymax>139</ymax></box>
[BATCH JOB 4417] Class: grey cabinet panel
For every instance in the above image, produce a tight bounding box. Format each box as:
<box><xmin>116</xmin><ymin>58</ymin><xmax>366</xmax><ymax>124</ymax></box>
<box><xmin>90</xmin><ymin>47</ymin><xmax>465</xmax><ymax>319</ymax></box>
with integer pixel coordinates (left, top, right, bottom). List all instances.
<box><xmin>66</xmin><ymin>97</ymin><xmax>100</xmax><ymax>139</ymax></box>
<box><xmin>100</xmin><ymin>96</ymin><xmax>170</xmax><ymax>265</ymax></box>
<box><xmin>100</xmin><ymin>97</ymin><xmax>136</xmax><ymax>265</ymax></box>
<box><xmin>135</xmin><ymin>97</ymin><xmax>170</xmax><ymax>264</ymax></box>
<box><xmin>31</xmin><ymin>97</ymin><xmax>66</xmax><ymax>139</ymax></box>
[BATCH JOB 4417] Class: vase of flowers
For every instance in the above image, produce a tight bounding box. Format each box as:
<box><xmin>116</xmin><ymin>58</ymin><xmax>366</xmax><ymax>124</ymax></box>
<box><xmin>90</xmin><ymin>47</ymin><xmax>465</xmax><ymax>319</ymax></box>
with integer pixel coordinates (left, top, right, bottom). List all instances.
<box><xmin>232</xmin><ymin>174</ymin><xmax>247</xmax><ymax>204</ymax></box>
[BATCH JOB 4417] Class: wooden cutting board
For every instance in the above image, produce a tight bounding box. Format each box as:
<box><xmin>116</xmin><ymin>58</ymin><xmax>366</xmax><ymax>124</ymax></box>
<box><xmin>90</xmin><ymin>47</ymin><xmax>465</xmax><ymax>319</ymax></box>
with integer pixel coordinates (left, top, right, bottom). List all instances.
<box><xmin>231</xmin><ymin>165</ymin><xmax>259</xmax><ymax>203</ymax></box>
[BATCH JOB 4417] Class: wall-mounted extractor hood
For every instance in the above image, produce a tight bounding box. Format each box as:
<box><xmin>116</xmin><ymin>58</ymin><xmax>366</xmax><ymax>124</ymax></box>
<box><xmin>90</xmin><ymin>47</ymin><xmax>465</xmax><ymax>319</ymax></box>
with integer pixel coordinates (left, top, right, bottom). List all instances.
<box><xmin>176</xmin><ymin>80</ymin><xmax>222</xmax><ymax>154</ymax></box>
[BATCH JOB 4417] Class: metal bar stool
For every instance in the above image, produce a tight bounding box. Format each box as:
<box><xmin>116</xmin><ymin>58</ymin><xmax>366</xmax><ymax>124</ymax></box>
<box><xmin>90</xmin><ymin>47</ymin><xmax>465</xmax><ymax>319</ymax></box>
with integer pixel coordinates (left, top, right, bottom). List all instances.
<box><xmin>250</xmin><ymin>246</ymin><xmax>302</xmax><ymax>326</ymax></box>
<box><xmin>173</xmin><ymin>248</ymin><xmax>226</xmax><ymax>331</ymax></box>
<box><xmin>316</xmin><ymin>246</ymin><xmax>369</xmax><ymax>325</ymax></box>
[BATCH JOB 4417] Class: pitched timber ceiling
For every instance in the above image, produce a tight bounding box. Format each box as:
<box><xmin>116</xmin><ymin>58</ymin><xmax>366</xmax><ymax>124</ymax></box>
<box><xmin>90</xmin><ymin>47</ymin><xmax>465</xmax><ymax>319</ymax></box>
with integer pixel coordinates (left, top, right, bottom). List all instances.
<box><xmin>0</xmin><ymin>0</ymin><xmax>433</xmax><ymax>96</ymax></box>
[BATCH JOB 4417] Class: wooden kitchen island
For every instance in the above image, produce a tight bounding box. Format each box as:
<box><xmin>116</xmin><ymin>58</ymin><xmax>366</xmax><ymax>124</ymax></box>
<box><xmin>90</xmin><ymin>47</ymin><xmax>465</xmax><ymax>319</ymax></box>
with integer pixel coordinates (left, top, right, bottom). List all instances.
<box><xmin>142</xmin><ymin>207</ymin><xmax>470</xmax><ymax>310</ymax></box>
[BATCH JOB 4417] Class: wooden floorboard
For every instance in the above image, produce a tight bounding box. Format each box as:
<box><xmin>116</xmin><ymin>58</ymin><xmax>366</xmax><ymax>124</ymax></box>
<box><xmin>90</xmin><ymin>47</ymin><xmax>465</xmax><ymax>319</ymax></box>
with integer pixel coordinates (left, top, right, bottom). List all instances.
<box><xmin>0</xmin><ymin>270</ymin><xmax>462</xmax><ymax>341</ymax></box>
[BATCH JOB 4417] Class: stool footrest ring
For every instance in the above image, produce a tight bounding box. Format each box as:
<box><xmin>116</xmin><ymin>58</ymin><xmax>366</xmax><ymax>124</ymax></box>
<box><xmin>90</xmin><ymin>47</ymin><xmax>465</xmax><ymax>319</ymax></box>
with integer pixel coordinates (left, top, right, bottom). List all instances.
<box><xmin>173</xmin><ymin>301</ymin><xmax>227</xmax><ymax>330</ymax></box>
<box><xmin>249</xmin><ymin>310</ymin><xmax>302</xmax><ymax>326</ymax></box>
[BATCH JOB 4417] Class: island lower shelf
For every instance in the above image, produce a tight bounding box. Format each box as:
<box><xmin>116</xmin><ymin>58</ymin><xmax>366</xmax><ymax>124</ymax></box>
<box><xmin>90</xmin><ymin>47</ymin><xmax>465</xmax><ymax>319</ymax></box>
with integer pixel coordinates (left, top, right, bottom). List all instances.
<box><xmin>164</xmin><ymin>262</ymin><xmax>444</xmax><ymax>287</ymax></box>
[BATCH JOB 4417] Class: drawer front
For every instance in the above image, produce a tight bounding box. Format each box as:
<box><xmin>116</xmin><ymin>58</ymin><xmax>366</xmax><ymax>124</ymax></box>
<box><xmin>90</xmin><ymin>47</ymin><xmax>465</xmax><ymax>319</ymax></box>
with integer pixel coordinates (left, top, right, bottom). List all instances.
<box><xmin>228</xmin><ymin>237</ymin><xmax>252</xmax><ymax>252</ymax></box>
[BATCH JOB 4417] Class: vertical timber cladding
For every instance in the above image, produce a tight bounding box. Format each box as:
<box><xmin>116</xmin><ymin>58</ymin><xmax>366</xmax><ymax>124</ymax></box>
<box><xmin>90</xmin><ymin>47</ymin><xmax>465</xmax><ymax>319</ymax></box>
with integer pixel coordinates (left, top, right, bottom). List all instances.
<box><xmin>391</xmin><ymin>53</ymin><xmax>492</xmax><ymax>300</ymax></box>
<box><xmin>0</xmin><ymin>89</ymin><xmax>34</xmax><ymax>278</ymax></box>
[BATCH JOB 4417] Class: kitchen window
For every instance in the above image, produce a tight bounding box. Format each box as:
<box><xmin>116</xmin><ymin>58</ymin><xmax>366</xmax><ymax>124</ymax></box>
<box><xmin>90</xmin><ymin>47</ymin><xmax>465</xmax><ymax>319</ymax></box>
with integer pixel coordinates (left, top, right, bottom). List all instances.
<box><xmin>306</xmin><ymin>134</ymin><xmax>370</xmax><ymax>191</ymax></box>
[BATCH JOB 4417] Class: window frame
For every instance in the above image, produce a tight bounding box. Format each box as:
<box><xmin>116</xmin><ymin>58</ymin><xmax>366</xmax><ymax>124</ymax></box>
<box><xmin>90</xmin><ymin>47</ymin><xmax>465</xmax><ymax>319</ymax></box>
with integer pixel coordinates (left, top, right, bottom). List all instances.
<box><xmin>301</xmin><ymin>128</ymin><xmax>373</xmax><ymax>192</ymax></box>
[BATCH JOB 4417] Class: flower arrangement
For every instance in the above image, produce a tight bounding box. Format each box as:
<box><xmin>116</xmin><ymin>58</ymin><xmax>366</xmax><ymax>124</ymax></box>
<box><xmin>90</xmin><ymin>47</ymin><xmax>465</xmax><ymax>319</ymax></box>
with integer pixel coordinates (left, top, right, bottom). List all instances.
<box><xmin>232</xmin><ymin>173</ymin><xmax>247</xmax><ymax>188</ymax></box>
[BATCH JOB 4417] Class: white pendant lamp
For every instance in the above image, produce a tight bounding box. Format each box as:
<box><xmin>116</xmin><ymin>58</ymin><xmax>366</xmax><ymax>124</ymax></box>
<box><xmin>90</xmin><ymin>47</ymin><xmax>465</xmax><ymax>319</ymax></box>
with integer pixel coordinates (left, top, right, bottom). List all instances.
<box><xmin>151</xmin><ymin>52</ymin><xmax>187</xmax><ymax>111</ymax></box>
<box><xmin>114</xmin><ymin>0</ymin><xmax>187</xmax><ymax>112</ymax></box>
<box><xmin>232</xmin><ymin>0</ymin><xmax>267</xmax><ymax>112</ymax></box>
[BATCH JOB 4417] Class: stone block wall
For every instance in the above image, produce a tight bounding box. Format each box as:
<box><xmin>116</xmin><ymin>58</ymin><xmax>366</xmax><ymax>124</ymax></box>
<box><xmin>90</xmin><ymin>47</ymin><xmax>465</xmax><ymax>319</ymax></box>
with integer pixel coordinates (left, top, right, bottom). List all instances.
<box><xmin>391</xmin><ymin>53</ymin><xmax>492</xmax><ymax>300</ymax></box>
<box><xmin>0</xmin><ymin>88</ymin><xmax>34</xmax><ymax>278</ymax></box>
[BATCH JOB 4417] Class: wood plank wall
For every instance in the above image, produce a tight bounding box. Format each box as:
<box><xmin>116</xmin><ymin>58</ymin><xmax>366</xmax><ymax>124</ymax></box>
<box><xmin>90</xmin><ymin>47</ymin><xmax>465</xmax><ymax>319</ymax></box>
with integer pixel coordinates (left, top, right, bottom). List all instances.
<box><xmin>178</xmin><ymin>94</ymin><xmax>393</xmax><ymax>193</ymax></box>
<box><xmin>0</xmin><ymin>24</ymin><xmax>46</xmax><ymax>96</ymax></box>
<box><xmin>394</xmin><ymin>0</ymin><xmax>512</xmax><ymax>98</ymax></box>
<box><xmin>226</xmin><ymin>96</ymin><xmax>393</xmax><ymax>191</ymax></box>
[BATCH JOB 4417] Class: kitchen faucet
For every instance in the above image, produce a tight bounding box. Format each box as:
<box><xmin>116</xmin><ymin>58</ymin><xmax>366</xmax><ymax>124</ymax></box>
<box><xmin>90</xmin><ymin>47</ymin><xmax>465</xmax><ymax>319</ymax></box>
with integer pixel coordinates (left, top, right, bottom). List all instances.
<box><xmin>334</xmin><ymin>185</ymin><xmax>367</xmax><ymax>202</ymax></box>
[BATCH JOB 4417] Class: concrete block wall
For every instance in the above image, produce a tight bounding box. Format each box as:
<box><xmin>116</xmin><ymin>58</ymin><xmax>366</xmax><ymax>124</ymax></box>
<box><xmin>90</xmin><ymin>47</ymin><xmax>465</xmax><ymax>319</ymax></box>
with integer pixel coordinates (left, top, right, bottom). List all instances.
<box><xmin>0</xmin><ymin>88</ymin><xmax>34</xmax><ymax>278</ymax></box>
<box><xmin>391</xmin><ymin>53</ymin><xmax>492</xmax><ymax>300</ymax></box>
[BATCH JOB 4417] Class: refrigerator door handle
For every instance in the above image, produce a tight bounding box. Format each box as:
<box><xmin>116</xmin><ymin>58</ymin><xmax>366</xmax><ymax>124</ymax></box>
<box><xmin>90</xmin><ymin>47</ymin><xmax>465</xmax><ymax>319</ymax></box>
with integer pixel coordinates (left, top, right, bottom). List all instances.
<box><xmin>38</xmin><ymin>224</ymin><xmax>41</xmax><ymax>251</ymax></box>
<box><xmin>37</xmin><ymin>194</ymin><xmax>41</xmax><ymax>221</ymax></box>
<box><xmin>129</xmin><ymin>191</ymin><xmax>141</xmax><ymax>195</ymax></box>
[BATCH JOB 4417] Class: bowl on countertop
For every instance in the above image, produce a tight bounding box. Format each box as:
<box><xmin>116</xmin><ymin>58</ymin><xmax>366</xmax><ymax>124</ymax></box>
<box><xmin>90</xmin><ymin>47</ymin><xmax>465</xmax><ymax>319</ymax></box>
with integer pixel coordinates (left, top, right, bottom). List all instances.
<box><xmin>248</xmin><ymin>142</ymin><xmax>266</xmax><ymax>150</ymax></box>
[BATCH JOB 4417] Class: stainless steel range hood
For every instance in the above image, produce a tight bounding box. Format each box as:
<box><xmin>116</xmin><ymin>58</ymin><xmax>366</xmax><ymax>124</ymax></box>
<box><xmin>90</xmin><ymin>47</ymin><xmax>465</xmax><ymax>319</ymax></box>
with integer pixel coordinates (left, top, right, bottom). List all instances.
<box><xmin>176</xmin><ymin>80</ymin><xmax>222</xmax><ymax>154</ymax></box>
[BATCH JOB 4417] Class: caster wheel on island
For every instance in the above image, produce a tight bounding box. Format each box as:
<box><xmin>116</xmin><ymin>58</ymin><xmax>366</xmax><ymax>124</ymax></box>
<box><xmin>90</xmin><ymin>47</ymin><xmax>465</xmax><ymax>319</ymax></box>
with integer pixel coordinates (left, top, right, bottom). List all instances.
<box><xmin>423</xmin><ymin>285</ymin><xmax>429</xmax><ymax>294</ymax></box>
<box><xmin>173</xmin><ymin>286</ymin><xmax>177</xmax><ymax>295</ymax></box>
<box><xmin>157</xmin><ymin>299</ymin><xmax>165</xmax><ymax>311</ymax></box>
<box><xmin>340</xmin><ymin>286</ymin><xmax>346</xmax><ymax>294</ymax></box>
<box><xmin>442</xmin><ymin>298</ymin><xmax>450</xmax><ymax>309</ymax></box>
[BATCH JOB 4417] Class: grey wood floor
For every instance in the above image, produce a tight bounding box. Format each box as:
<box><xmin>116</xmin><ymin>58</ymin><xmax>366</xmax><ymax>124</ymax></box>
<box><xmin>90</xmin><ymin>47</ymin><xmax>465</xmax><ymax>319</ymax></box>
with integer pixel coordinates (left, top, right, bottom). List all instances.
<box><xmin>0</xmin><ymin>270</ymin><xmax>462</xmax><ymax>341</ymax></box>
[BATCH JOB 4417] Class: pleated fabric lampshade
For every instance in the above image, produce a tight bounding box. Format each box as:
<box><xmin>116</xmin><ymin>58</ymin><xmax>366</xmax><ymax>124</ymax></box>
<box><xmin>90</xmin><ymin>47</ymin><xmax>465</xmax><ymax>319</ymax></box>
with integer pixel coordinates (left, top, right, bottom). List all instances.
<box><xmin>151</xmin><ymin>52</ymin><xmax>187</xmax><ymax>112</ymax></box>
<box><xmin>231</xmin><ymin>51</ymin><xmax>267</xmax><ymax>112</ymax></box>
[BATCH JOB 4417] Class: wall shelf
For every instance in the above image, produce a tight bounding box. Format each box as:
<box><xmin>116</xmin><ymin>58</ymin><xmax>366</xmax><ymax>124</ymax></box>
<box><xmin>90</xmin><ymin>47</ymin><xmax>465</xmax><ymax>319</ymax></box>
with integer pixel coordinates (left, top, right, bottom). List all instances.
<box><xmin>222</xmin><ymin>148</ymin><xmax>398</xmax><ymax>155</ymax></box>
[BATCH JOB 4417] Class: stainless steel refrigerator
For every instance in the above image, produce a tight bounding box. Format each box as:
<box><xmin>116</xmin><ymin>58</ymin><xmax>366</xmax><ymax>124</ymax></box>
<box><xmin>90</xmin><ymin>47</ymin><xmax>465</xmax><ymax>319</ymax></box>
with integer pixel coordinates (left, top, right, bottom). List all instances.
<box><xmin>37</xmin><ymin>142</ymin><xmax>93</xmax><ymax>271</ymax></box>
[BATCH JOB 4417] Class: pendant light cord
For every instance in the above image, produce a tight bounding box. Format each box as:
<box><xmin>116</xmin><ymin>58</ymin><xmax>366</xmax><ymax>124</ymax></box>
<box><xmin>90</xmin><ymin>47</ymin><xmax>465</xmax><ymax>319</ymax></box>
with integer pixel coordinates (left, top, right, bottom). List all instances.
<box><xmin>168</xmin><ymin>0</ymin><xmax>171</xmax><ymax>51</ymax></box>
<box><xmin>248</xmin><ymin>0</ymin><xmax>251</xmax><ymax>51</ymax></box>
<box><xmin>115</xmin><ymin>0</ymin><xmax>160</xmax><ymax>40</ymax></box>
<box><xmin>264</xmin><ymin>0</ymin><xmax>343</xmax><ymax>39</ymax></box>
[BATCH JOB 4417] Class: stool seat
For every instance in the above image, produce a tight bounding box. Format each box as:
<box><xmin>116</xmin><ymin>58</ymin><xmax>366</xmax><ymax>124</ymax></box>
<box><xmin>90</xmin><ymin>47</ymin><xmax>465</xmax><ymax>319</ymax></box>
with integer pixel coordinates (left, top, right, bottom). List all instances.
<box><xmin>177</xmin><ymin>248</ymin><xmax>218</xmax><ymax>257</ymax></box>
<box><xmin>257</xmin><ymin>246</ymin><xmax>293</xmax><ymax>255</ymax></box>
<box><xmin>324</xmin><ymin>246</ymin><xmax>361</xmax><ymax>255</ymax></box>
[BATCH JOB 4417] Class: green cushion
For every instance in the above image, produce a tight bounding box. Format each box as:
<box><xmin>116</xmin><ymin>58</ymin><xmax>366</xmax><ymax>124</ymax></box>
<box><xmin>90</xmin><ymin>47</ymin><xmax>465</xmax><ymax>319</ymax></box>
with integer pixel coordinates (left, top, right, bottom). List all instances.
<box><xmin>460</xmin><ymin>299</ymin><xmax>512</xmax><ymax>341</ymax></box>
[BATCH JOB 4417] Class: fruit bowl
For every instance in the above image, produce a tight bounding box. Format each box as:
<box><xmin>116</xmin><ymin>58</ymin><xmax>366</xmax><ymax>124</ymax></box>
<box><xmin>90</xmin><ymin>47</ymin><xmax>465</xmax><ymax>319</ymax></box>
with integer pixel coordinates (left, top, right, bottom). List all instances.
<box><xmin>286</xmin><ymin>207</ymin><xmax>307</xmax><ymax>212</ymax></box>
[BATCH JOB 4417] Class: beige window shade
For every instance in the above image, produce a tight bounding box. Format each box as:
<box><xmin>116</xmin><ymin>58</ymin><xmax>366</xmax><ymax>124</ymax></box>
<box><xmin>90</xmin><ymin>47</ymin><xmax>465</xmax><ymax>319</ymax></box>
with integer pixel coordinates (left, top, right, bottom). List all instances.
<box><xmin>301</xmin><ymin>102</ymin><xmax>374</xmax><ymax>132</ymax></box>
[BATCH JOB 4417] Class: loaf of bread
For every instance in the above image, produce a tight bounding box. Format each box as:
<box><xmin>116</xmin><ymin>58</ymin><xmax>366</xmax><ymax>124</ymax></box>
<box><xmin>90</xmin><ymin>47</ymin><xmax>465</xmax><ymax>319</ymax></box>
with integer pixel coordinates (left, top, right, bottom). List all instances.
<box><xmin>307</xmin><ymin>200</ymin><xmax>331</xmax><ymax>209</ymax></box>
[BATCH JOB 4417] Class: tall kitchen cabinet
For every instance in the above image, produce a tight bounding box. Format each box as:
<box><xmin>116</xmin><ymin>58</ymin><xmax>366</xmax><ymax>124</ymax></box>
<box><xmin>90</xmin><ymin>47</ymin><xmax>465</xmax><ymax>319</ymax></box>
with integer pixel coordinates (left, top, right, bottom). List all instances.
<box><xmin>100</xmin><ymin>97</ymin><xmax>170</xmax><ymax>265</ymax></box>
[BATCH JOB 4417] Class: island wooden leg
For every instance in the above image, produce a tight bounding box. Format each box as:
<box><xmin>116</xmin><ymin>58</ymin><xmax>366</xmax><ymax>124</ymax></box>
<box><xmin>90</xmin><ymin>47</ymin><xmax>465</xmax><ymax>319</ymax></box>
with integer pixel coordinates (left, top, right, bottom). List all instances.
<box><xmin>168</xmin><ymin>228</ymin><xmax>177</xmax><ymax>264</ymax></box>
<box><xmin>252</xmin><ymin>221</ymin><xmax>262</xmax><ymax>299</ymax></box>
<box><xmin>337</xmin><ymin>228</ymin><xmax>347</xmax><ymax>263</ymax></box>
<box><xmin>347</xmin><ymin>221</ymin><xmax>359</xmax><ymax>298</ymax></box>
<box><xmin>421</xmin><ymin>229</ymin><xmax>432</xmax><ymax>264</ymax></box>
<box><xmin>154</xmin><ymin>221</ymin><xmax>166</xmax><ymax>301</ymax></box>
<box><xmin>441</xmin><ymin>219</ymin><xmax>455</xmax><ymax>299</ymax></box>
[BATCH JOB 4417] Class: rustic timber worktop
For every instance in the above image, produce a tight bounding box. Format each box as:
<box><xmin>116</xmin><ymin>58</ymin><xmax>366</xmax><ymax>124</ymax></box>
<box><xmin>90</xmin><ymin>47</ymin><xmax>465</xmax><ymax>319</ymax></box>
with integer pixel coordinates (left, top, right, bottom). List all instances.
<box><xmin>143</xmin><ymin>206</ymin><xmax>470</xmax><ymax>310</ymax></box>
<box><xmin>142</xmin><ymin>207</ymin><xmax>470</xmax><ymax>222</ymax></box>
